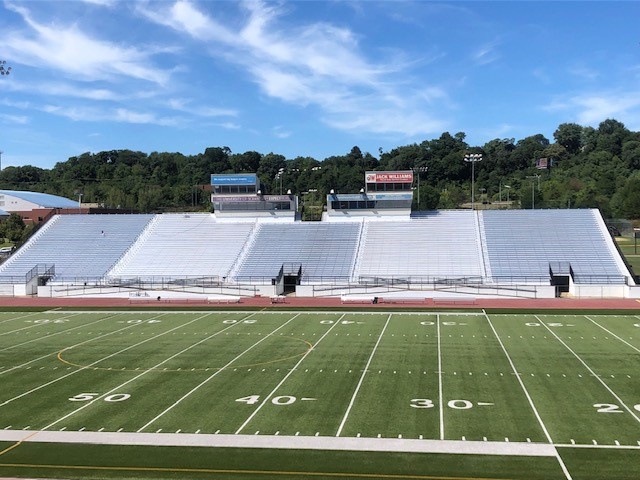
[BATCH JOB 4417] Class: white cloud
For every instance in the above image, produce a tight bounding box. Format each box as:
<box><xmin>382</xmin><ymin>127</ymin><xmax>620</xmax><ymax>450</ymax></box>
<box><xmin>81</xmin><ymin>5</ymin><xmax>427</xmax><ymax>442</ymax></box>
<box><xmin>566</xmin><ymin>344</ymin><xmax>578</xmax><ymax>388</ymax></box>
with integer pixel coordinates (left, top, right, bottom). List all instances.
<box><xmin>41</xmin><ymin>104</ymin><xmax>182</xmax><ymax>126</ymax></box>
<box><xmin>472</xmin><ymin>41</ymin><xmax>501</xmax><ymax>66</ymax></box>
<box><xmin>567</xmin><ymin>65</ymin><xmax>600</xmax><ymax>81</ymax></box>
<box><xmin>272</xmin><ymin>126</ymin><xmax>291</xmax><ymax>138</ymax></box>
<box><xmin>544</xmin><ymin>91</ymin><xmax>640</xmax><ymax>126</ymax></box>
<box><xmin>2</xmin><ymin>2</ymin><xmax>171</xmax><ymax>85</ymax></box>
<box><xmin>139</xmin><ymin>0</ymin><xmax>449</xmax><ymax>138</ymax></box>
<box><xmin>217</xmin><ymin>121</ymin><xmax>241</xmax><ymax>130</ymax></box>
<box><xmin>0</xmin><ymin>113</ymin><xmax>29</xmax><ymax>124</ymax></box>
<box><xmin>167</xmin><ymin>98</ymin><xmax>237</xmax><ymax>117</ymax></box>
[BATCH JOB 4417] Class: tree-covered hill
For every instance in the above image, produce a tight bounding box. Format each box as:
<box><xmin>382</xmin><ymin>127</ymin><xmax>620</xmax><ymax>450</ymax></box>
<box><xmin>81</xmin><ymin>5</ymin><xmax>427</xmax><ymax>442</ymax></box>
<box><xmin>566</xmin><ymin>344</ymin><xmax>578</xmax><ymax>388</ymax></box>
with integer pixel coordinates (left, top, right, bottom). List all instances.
<box><xmin>1</xmin><ymin>119</ymin><xmax>639</xmax><ymax>219</ymax></box>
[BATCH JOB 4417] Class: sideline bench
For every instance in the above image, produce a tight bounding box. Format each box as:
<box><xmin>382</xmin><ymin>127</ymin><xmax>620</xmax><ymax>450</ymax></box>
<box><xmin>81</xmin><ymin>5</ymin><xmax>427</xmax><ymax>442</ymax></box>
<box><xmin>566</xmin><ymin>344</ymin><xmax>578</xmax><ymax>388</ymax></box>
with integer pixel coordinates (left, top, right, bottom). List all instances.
<box><xmin>381</xmin><ymin>297</ymin><xmax>426</xmax><ymax>304</ymax></box>
<box><xmin>208</xmin><ymin>296</ymin><xmax>241</xmax><ymax>304</ymax></box>
<box><xmin>129</xmin><ymin>297</ymin><xmax>209</xmax><ymax>304</ymax></box>
<box><xmin>270</xmin><ymin>295</ymin><xmax>287</xmax><ymax>304</ymax></box>
<box><xmin>341</xmin><ymin>295</ymin><xmax>375</xmax><ymax>304</ymax></box>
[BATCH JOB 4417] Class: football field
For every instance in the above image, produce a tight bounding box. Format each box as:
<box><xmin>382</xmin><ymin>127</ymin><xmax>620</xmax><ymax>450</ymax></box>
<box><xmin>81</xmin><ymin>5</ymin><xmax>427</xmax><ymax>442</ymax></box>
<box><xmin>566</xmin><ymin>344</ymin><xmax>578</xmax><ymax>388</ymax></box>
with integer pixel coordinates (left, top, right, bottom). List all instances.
<box><xmin>0</xmin><ymin>309</ymin><xmax>639</xmax><ymax>479</ymax></box>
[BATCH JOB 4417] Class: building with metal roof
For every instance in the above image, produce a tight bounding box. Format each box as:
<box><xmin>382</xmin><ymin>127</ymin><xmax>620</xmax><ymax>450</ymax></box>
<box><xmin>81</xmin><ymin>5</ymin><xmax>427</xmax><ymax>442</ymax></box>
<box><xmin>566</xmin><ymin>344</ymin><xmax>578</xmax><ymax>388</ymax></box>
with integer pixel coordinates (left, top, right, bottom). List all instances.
<box><xmin>0</xmin><ymin>190</ymin><xmax>78</xmax><ymax>210</ymax></box>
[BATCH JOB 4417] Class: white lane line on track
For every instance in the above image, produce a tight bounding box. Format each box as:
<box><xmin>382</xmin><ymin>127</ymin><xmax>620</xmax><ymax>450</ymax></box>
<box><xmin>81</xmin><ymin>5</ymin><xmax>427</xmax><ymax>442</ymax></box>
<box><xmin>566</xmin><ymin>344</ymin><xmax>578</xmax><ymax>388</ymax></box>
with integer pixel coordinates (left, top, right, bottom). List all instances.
<box><xmin>484</xmin><ymin>310</ymin><xmax>573</xmax><ymax>480</ymax></box>
<box><xmin>335</xmin><ymin>313</ymin><xmax>392</xmax><ymax>437</ymax></box>
<box><xmin>536</xmin><ymin>315</ymin><xmax>640</xmax><ymax>426</ymax></box>
<box><xmin>137</xmin><ymin>313</ymin><xmax>302</xmax><ymax>432</ymax></box>
<box><xmin>39</xmin><ymin>312</ymin><xmax>235</xmax><ymax>431</ymax></box>
<box><xmin>235</xmin><ymin>314</ymin><xmax>347</xmax><ymax>435</ymax></box>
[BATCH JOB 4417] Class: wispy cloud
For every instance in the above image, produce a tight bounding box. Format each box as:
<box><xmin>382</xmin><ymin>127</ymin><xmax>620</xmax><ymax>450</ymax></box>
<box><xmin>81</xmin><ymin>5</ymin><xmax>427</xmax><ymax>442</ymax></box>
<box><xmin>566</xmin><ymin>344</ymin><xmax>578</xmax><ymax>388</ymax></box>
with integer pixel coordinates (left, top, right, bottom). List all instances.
<box><xmin>544</xmin><ymin>91</ymin><xmax>640</xmax><ymax>125</ymax></box>
<box><xmin>0</xmin><ymin>113</ymin><xmax>29</xmax><ymax>124</ymax></box>
<box><xmin>272</xmin><ymin>126</ymin><xmax>292</xmax><ymax>138</ymax></box>
<box><xmin>472</xmin><ymin>41</ymin><xmax>501</xmax><ymax>66</ymax></box>
<box><xmin>1</xmin><ymin>2</ymin><xmax>171</xmax><ymax>85</ymax></box>
<box><xmin>217</xmin><ymin>121</ymin><xmax>241</xmax><ymax>130</ymax></box>
<box><xmin>167</xmin><ymin>98</ymin><xmax>237</xmax><ymax>118</ymax></box>
<box><xmin>41</xmin><ymin>104</ymin><xmax>182</xmax><ymax>126</ymax></box>
<box><xmin>138</xmin><ymin>0</ymin><xmax>448</xmax><ymax>137</ymax></box>
<box><xmin>567</xmin><ymin>65</ymin><xmax>600</xmax><ymax>81</ymax></box>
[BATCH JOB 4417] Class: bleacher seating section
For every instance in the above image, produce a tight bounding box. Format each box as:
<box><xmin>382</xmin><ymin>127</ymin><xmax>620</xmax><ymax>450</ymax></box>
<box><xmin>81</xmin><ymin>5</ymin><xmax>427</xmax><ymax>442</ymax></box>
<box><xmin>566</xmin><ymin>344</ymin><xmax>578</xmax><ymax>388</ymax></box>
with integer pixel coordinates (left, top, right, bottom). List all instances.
<box><xmin>481</xmin><ymin>209</ymin><xmax>627</xmax><ymax>283</ymax></box>
<box><xmin>0</xmin><ymin>214</ymin><xmax>153</xmax><ymax>280</ymax></box>
<box><xmin>107</xmin><ymin>214</ymin><xmax>254</xmax><ymax>280</ymax></box>
<box><xmin>0</xmin><ymin>209</ymin><xmax>631</xmax><ymax>287</ymax></box>
<box><xmin>234</xmin><ymin>223</ymin><xmax>361</xmax><ymax>282</ymax></box>
<box><xmin>355</xmin><ymin>211</ymin><xmax>484</xmax><ymax>281</ymax></box>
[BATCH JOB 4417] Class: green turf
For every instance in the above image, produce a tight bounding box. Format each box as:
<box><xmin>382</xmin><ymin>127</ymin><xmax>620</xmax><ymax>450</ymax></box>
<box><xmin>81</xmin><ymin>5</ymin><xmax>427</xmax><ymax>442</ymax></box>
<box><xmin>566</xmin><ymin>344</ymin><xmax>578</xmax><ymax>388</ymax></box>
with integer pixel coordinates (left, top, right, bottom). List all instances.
<box><xmin>1</xmin><ymin>310</ymin><xmax>639</xmax><ymax>479</ymax></box>
<box><xmin>0</xmin><ymin>442</ymin><xmax>566</xmax><ymax>480</ymax></box>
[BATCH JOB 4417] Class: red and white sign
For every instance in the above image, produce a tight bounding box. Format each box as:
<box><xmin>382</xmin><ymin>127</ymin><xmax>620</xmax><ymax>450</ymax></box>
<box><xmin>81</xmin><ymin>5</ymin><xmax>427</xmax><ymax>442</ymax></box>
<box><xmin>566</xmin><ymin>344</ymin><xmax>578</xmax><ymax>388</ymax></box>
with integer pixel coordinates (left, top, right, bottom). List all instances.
<box><xmin>365</xmin><ymin>171</ymin><xmax>413</xmax><ymax>183</ymax></box>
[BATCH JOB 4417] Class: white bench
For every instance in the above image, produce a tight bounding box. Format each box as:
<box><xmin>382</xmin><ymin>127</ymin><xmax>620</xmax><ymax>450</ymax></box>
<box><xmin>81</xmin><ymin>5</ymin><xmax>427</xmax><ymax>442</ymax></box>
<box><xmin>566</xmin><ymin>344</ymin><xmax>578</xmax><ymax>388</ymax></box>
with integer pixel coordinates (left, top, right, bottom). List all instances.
<box><xmin>381</xmin><ymin>297</ymin><xmax>426</xmax><ymax>304</ymax></box>
<box><xmin>207</xmin><ymin>296</ymin><xmax>241</xmax><ymax>304</ymax></box>
<box><xmin>341</xmin><ymin>295</ymin><xmax>375</xmax><ymax>304</ymax></box>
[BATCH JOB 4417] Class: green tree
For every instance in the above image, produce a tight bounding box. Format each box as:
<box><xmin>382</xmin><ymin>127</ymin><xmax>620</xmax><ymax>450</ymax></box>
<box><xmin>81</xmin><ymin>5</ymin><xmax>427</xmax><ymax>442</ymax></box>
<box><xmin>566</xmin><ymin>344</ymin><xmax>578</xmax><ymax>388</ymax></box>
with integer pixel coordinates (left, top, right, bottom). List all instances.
<box><xmin>553</xmin><ymin>123</ymin><xmax>583</xmax><ymax>154</ymax></box>
<box><xmin>0</xmin><ymin>213</ymin><xmax>25</xmax><ymax>242</ymax></box>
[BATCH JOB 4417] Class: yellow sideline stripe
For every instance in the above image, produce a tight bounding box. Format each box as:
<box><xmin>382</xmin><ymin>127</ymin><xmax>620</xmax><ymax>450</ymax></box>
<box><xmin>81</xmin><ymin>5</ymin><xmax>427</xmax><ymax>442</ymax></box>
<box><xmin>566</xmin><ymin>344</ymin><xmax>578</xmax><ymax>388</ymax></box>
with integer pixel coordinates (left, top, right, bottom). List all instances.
<box><xmin>0</xmin><ymin>432</ymin><xmax>38</xmax><ymax>457</ymax></box>
<box><xmin>56</xmin><ymin>337</ymin><xmax>313</xmax><ymax>372</ymax></box>
<box><xmin>0</xmin><ymin>462</ymin><xmax>512</xmax><ymax>480</ymax></box>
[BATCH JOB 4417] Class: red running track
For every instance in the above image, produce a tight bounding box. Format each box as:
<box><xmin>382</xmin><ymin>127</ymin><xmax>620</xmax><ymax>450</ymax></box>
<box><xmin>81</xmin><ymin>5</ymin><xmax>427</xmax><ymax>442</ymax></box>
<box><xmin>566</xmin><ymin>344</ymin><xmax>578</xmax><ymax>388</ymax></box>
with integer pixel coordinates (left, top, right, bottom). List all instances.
<box><xmin>0</xmin><ymin>295</ymin><xmax>639</xmax><ymax>311</ymax></box>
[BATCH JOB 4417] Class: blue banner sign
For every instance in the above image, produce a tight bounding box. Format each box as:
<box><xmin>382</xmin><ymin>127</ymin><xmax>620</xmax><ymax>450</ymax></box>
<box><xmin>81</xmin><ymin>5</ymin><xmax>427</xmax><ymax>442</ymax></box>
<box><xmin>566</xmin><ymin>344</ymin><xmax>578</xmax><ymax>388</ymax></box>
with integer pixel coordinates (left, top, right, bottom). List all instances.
<box><xmin>211</xmin><ymin>174</ymin><xmax>257</xmax><ymax>186</ymax></box>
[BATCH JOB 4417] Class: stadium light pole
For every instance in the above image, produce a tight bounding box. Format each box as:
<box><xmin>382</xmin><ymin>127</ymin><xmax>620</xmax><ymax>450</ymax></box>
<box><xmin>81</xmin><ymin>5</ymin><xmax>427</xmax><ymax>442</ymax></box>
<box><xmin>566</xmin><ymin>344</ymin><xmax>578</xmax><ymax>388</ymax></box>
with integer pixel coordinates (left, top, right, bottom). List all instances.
<box><xmin>464</xmin><ymin>153</ymin><xmax>482</xmax><ymax>210</ymax></box>
<box><xmin>504</xmin><ymin>185</ymin><xmax>511</xmax><ymax>203</ymax></box>
<box><xmin>412</xmin><ymin>166</ymin><xmax>428</xmax><ymax>209</ymax></box>
<box><xmin>0</xmin><ymin>60</ymin><xmax>11</xmax><ymax>76</ymax></box>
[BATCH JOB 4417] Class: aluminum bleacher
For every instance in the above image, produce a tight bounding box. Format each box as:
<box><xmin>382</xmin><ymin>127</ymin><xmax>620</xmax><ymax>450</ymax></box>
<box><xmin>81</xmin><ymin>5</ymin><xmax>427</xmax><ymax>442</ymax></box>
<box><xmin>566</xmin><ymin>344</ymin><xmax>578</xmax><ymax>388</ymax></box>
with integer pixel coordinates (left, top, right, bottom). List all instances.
<box><xmin>355</xmin><ymin>211</ymin><xmax>485</xmax><ymax>282</ymax></box>
<box><xmin>0</xmin><ymin>214</ymin><xmax>154</xmax><ymax>281</ymax></box>
<box><xmin>107</xmin><ymin>214</ymin><xmax>255</xmax><ymax>281</ymax></box>
<box><xmin>480</xmin><ymin>209</ymin><xmax>629</xmax><ymax>284</ymax></box>
<box><xmin>234</xmin><ymin>223</ymin><xmax>361</xmax><ymax>282</ymax></box>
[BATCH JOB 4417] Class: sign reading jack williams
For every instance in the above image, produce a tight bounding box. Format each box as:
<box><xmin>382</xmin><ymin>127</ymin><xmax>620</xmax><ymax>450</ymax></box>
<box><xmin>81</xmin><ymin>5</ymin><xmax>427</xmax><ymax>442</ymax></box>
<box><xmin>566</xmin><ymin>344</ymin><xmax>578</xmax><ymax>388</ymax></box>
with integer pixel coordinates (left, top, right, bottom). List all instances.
<box><xmin>365</xmin><ymin>171</ymin><xmax>413</xmax><ymax>183</ymax></box>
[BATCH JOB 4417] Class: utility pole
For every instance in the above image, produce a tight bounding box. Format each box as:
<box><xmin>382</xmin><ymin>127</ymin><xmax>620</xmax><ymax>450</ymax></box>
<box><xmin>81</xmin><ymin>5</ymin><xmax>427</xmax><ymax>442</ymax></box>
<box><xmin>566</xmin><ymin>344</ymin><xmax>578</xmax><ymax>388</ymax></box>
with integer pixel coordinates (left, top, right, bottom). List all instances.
<box><xmin>526</xmin><ymin>174</ymin><xmax>541</xmax><ymax>209</ymax></box>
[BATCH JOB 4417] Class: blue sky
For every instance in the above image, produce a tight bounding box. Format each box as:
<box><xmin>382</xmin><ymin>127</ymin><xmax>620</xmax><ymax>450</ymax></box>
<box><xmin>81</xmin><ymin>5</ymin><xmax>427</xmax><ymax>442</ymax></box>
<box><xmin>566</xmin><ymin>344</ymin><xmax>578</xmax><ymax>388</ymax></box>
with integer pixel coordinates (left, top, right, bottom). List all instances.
<box><xmin>0</xmin><ymin>1</ymin><xmax>639</xmax><ymax>169</ymax></box>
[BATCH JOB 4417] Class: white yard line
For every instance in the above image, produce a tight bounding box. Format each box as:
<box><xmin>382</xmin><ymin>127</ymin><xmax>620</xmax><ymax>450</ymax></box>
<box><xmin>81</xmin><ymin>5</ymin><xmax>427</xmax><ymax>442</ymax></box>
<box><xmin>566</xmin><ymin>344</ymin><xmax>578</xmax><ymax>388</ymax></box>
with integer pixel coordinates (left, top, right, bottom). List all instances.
<box><xmin>41</xmin><ymin>312</ymin><xmax>251</xmax><ymax>431</ymax></box>
<box><xmin>437</xmin><ymin>313</ymin><xmax>444</xmax><ymax>440</ymax></box>
<box><xmin>584</xmin><ymin>315</ymin><xmax>640</xmax><ymax>354</ymax></box>
<box><xmin>0</xmin><ymin>311</ymin><xmax>41</xmax><ymax>326</ymax></box>
<box><xmin>536</xmin><ymin>315</ymin><xmax>640</xmax><ymax>425</ymax></box>
<box><xmin>0</xmin><ymin>315</ymin><xmax>115</xmax><ymax>356</ymax></box>
<box><xmin>0</xmin><ymin>314</ymin><xmax>175</xmax><ymax>406</ymax></box>
<box><xmin>0</xmin><ymin>313</ymin><xmax>80</xmax><ymax>337</ymax></box>
<box><xmin>0</xmin><ymin>429</ymin><xmax>558</xmax><ymax>457</ymax></box>
<box><xmin>236</xmin><ymin>314</ymin><xmax>347</xmax><ymax>435</ymax></box>
<box><xmin>484</xmin><ymin>311</ymin><xmax>573</xmax><ymax>480</ymax></box>
<box><xmin>335</xmin><ymin>313</ymin><xmax>392</xmax><ymax>437</ymax></box>
<box><xmin>137</xmin><ymin>313</ymin><xmax>301</xmax><ymax>432</ymax></box>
